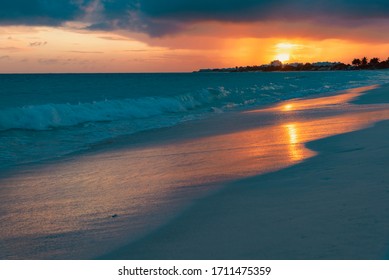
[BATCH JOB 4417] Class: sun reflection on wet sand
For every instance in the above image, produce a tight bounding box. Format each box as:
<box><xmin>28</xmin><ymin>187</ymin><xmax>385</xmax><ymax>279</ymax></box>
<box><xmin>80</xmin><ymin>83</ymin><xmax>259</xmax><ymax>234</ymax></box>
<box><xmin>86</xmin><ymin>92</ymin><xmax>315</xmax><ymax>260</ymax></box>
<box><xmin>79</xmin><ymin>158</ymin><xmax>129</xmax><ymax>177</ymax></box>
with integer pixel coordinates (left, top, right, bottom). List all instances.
<box><xmin>285</xmin><ymin>123</ymin><xmax>306</xmax><ymax>161</ymax></box>
<box><xmin>250</xmin><ymin>85</ymin><xmax>379</xmax><ymax>113</ymax></box>
<box><xmin>283</xmin><ymin>104</ymin><xmax>294</xmax><ymax>111</ymax></box>
<box><xmin>1</xmin><ymin>86</ymin><xmax>389</xmax><ymax>259</ymax></box>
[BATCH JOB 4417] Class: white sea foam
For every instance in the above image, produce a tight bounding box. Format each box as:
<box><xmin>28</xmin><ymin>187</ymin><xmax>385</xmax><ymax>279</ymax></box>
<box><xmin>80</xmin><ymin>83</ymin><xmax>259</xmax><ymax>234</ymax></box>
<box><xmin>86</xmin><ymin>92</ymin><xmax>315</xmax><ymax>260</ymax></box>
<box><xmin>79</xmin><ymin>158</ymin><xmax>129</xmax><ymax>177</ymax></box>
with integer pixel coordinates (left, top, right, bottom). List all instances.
<box><xmin>0</xmin><ymin>87</ymin><xmax>231</xmax><ymax>131</ymax></box>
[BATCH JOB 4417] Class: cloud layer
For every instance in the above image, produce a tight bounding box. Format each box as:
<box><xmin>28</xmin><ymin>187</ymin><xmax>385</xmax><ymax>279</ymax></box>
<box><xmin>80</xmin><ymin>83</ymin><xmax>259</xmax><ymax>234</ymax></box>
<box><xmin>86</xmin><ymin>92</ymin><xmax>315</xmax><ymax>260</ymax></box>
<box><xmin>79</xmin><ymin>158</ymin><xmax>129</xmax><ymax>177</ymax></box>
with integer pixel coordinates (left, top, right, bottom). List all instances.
<box><xmin>0</xmin><ymin>1</ymin><xmax>86</xmax><ymax>25</ymax></box>
<box><xmin>1</xmin><ymin>0</ymin><xmax>389</xmax><ymax>37</ymax></box>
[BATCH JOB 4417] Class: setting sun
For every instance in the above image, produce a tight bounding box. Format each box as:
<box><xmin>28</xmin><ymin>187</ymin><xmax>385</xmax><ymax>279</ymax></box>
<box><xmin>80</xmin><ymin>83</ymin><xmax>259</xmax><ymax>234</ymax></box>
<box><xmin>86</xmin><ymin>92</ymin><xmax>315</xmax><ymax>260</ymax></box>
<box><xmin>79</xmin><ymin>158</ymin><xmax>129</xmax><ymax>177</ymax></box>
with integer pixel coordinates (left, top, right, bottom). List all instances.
<box><xmin>274</xmin><ymin>42</ymin><xmax>299</xmax><ymax>62</ymax></box>
<box><xmin>275</xmin><ymin>53</ymin><xmax>290</xmax><ymax>62</ymax></box>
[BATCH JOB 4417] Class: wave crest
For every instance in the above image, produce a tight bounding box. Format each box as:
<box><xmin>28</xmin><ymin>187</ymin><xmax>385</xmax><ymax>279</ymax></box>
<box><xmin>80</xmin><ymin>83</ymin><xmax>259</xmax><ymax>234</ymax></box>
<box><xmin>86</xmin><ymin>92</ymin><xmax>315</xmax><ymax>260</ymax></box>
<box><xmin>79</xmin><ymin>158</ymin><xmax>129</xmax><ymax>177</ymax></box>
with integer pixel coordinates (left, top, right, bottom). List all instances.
<box><xmin>0</xmin><ymin>87</ymin><xmax>230</xmax><ymax>131</ymax></box>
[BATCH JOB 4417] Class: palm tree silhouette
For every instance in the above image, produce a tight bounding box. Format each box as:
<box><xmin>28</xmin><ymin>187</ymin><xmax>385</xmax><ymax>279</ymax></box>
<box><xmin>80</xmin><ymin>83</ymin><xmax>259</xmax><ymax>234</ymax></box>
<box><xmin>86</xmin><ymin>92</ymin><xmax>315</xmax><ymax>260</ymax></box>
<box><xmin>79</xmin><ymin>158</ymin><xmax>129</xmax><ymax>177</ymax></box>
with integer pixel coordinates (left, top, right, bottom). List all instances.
<box><xmin>361</xmin><ymin>57</ymin><xmax>368</xmax><ymax>66</ymax></box>
<box><xmin>369</xmin><ymin>57</ymin><xmax>380</xmax><ymax>65</ymax></box>
<box><xmin>352</xmin><ymin>58</ymin><xmax>361</xmax><ymax>66</ymax></box>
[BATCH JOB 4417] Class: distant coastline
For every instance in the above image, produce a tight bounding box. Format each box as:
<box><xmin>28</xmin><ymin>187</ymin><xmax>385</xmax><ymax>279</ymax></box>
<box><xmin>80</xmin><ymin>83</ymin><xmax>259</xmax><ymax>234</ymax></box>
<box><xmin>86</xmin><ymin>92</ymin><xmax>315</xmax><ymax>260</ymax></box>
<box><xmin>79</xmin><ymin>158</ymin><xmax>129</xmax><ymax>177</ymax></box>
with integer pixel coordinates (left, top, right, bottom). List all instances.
<box><xmin>196</xmin><ymin>57</ymin><xmax>389</xmax><ymax>73</ymax></box>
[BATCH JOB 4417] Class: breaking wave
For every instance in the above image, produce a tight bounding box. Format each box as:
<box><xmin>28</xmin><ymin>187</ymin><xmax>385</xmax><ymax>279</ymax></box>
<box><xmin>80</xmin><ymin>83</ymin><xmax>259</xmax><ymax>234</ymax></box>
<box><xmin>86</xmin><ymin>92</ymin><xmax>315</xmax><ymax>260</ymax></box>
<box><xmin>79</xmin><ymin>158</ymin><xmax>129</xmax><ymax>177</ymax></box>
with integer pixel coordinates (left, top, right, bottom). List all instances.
<box><xmin>0</xmin><ymin>87</ymin><xmax>231</xmax><ymax>131</ymax></box>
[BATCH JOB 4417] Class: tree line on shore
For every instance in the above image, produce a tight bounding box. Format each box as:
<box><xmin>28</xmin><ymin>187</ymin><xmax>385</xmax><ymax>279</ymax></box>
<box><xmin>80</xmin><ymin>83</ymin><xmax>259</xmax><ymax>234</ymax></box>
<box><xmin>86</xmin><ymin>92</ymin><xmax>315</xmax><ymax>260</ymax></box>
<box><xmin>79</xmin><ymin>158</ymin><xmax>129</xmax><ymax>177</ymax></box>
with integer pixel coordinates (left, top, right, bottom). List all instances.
<box><xmin>351</xmin><ymin>57</ymin><xmax>389</xmax><ymax>69</ymax></box>
<box><xmin>197</xmin><ymin>57</ymin><xmax>389</xmax><ymax>72</ymax></box>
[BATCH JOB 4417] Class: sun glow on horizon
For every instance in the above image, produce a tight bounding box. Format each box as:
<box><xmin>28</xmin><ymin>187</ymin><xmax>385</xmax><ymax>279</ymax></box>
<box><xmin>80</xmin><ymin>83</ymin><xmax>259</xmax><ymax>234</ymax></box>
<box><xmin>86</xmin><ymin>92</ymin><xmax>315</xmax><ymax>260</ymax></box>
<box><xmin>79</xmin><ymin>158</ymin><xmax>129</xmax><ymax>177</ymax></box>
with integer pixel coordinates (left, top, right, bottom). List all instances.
<box><xmin>274</xmin><ymin>42</ymin><xmax>300</xmax><ymax>62</ymax></box>
<box><xmin>275</xmin><ymin>53</ymin><xmax>290</xmax><ymax>62</ymax></box>
<box><xmin>276</xmin><ymin>43</ymin><xmax>297</xmax><ymax>49</ymax></box>
<box><xmin>3</xmin><ymin>24</ymin><xmax>389</xmax><ymax>72</ymax></box>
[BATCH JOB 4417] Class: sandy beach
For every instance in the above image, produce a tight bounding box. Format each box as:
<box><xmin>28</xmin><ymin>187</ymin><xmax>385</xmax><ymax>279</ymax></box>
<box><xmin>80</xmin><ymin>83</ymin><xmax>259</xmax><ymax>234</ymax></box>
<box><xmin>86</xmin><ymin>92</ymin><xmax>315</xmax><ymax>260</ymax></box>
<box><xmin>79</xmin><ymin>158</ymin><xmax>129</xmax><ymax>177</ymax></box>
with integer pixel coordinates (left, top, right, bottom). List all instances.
<box><xmin>104</xmin><ymin>84</ymin><xmax>389</xmax><ymax>260</ymax></box>
<box><xmin>2</xmin><ymin>81</ymin><xmax>389</xmax><ymax>260</ymax></box>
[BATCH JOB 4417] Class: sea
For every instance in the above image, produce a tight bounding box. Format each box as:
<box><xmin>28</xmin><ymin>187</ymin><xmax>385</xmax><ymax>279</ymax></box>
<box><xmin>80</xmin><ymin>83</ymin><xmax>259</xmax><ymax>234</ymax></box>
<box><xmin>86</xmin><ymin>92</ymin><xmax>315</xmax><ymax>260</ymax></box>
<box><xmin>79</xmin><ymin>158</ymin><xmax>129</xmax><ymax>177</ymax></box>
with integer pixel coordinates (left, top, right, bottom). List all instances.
<box><xmin>2</xmin><ymin>71</ymin><xmax>389</xmax><ymax>169</ymax></box>
<box><xmin>1</xmin><ymin>70</ymin><xmax>389</xmax><ymax>259</ymax></box>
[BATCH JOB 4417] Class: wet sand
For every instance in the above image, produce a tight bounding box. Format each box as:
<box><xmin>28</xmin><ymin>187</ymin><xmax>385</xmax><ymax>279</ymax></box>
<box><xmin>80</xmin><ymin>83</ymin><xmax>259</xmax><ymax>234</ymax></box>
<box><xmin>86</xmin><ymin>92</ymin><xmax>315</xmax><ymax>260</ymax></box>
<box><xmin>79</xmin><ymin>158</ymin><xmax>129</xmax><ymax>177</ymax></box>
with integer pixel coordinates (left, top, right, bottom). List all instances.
<box><xmin>104</xmin><ymin>84</ymin><xmax>389</xmax><ymax>260</ymax></box>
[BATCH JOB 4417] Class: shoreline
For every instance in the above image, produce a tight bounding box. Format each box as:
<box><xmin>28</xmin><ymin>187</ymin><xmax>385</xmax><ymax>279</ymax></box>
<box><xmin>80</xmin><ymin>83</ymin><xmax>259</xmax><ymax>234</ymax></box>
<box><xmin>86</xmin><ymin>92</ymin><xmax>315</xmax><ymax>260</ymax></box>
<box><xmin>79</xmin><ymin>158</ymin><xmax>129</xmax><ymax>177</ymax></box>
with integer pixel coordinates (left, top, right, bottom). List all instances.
<box><xmin>0</xmin><ymin>78</ymin><xmax>385</xmax><ymax>174</ymax></box>
<box><xmin>1</xmin><ymin>83</ymin><xmax>389</xmax><ymax>259</ymax></box>
<box><xmin>103</xmin><ymin>84</ymin><xmax>389</xmax><ymax>260</ymax></box>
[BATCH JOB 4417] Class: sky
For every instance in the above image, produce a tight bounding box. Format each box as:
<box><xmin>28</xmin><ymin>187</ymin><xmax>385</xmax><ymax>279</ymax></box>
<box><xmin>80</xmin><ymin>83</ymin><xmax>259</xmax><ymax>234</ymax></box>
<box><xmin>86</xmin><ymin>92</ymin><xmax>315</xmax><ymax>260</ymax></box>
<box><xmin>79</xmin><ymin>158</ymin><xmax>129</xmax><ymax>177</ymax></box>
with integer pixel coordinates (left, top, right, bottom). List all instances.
<box><xmin>1</xmin><ymin>0</ymin><xmax>389</xmax><ymax>73</ymax></box>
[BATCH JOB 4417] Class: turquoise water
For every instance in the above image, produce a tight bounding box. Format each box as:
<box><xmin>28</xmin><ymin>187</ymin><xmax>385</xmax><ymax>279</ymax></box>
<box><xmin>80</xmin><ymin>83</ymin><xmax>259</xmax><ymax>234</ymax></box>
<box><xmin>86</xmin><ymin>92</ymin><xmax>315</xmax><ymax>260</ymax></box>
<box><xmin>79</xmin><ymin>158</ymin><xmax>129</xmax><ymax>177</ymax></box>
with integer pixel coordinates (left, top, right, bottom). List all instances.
<box><xmin>1</xmin><ymin>71</ymin><xmax>389</xmax><ymax>169</ymax></box>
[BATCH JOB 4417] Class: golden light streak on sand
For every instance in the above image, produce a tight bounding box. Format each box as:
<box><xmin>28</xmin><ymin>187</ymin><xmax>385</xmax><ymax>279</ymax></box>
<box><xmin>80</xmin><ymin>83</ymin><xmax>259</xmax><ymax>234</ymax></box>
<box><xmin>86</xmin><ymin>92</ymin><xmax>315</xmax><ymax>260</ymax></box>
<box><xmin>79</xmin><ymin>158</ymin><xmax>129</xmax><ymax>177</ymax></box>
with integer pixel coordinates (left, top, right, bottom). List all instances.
<box><xmin>283</xmin><ymin>104</ymin><xmax>294</xmax><ymax>111</ymax></box>
<box><xmin>285</xmin><ymin>123</ymin><xmax>305</xmax><ymax>162</ymax></box>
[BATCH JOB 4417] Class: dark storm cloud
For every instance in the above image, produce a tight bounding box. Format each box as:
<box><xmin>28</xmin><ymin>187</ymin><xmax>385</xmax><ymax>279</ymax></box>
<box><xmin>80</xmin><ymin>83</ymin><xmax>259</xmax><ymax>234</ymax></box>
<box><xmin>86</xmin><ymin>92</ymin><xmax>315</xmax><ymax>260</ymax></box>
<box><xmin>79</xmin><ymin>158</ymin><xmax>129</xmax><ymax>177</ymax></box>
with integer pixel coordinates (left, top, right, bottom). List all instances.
<box><xmin>1</xmin><ymin>0</ymin><xmax>389</xmax><ymax>36</ymax></box>
<box><xmin>136</xmin><ymin>0</ymin><xmax>389</xmax><ymax>20</ymax></box>
<box><xmin>91</xmin><ymin>0</ymin><xmax>389</xmax><ymax>37</ymax></box>
<box><xmin>0</xmin><ymin>0</ymin><xmax>92</xmax><ymax>25</ymax></box>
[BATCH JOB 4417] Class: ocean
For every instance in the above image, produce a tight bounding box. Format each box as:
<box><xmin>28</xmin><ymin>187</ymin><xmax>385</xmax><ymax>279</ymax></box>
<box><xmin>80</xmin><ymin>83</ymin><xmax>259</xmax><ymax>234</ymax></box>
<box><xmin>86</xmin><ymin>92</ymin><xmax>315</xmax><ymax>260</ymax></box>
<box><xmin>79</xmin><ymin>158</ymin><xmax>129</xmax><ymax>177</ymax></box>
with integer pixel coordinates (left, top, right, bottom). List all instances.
<box><xmin>1</xmin><ymin>71</ymin><xmax>389</xmax><ymax>259</ymax></box>
<box><xmin>1</xmin><ymin>71</ymin><xmax>389</xmax><ymax>170</ymax></box>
